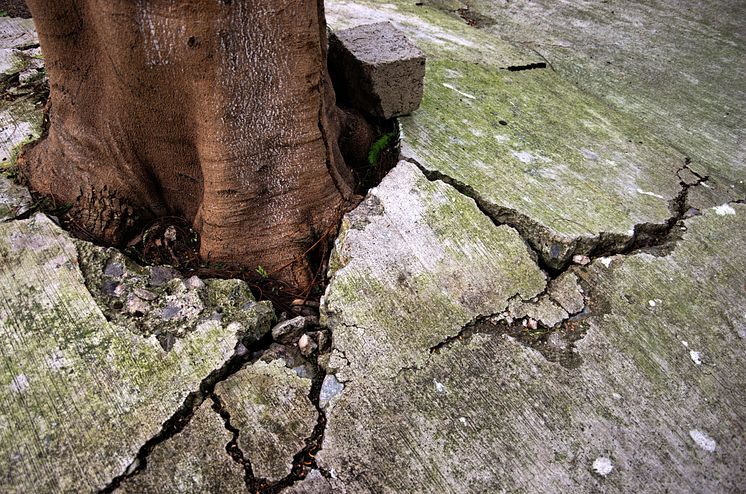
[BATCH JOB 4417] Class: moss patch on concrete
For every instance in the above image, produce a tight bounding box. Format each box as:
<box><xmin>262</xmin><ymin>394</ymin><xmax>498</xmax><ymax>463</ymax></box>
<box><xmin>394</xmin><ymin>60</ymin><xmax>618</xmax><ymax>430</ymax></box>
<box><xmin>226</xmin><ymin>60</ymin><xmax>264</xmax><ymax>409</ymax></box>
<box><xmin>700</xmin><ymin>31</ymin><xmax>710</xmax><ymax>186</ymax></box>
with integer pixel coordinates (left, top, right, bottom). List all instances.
<box><xmin>0</xmin><ymin>215</ymin><xmax>272</xmax><ymax>492</ymax></box>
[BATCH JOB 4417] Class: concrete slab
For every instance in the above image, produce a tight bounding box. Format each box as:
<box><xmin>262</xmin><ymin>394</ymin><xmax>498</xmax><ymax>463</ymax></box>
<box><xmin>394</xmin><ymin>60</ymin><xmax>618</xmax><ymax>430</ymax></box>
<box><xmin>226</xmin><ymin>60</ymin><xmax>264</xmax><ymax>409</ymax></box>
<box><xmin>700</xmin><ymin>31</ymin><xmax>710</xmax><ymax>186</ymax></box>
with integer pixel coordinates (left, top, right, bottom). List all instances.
<box><xmin>118</xmin><ymin>402</ymin><xmax>246</xmax><ymax>494</ymax></box>
<box><xmin>463</xmin><ymin>0</ymin><xmax>746</xmax><ymax>203</ymax></box>
<box><xmin>0</xmin><ymin>214</ymin><xmax>272</xmax><ymax>492</ymax></box>
<box><xmin>318</xmin><ymin>193</ymin><xmax>746</xmax><ymax>492</ymax></box>
<box><xmin>214</xmin><ymin>359</ymin><xmax>317</xmax><ymax>483</ymax></box>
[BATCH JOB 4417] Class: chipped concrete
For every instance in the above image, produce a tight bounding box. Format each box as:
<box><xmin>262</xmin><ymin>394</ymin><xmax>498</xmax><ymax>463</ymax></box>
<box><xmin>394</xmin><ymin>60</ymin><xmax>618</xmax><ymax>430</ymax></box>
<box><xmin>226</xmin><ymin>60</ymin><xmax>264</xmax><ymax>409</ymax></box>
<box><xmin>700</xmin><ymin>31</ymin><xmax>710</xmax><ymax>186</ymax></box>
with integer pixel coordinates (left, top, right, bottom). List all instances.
<box><xmin>1</xmin><ymin>2</ymin><xmax>745</xmax><ymax>493</ymax></box>
<box><xmin>0</xmin><ymin>214</ymin><xmax>272</xmax><ymax>492</ymax></box>
<box><xmin>317</xmin><ymin>205</ymin><xmax>746</xmax><ymax>492</ymax></box>
<box><xmin>214</xmin><ymin>359</ymin><xmax>318</xmax><ymax>483</ymax></box>
<box><xmin>329</xmin><ymin>22</ymin><xmax>425</xmax><ymax>118</ymax></box>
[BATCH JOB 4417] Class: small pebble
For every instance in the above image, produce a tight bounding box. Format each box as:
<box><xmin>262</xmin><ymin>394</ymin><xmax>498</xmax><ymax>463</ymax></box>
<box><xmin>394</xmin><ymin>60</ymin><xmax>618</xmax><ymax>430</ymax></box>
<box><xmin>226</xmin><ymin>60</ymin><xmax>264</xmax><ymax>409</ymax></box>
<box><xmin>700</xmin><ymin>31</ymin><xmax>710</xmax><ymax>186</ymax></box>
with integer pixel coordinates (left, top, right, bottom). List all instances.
<box><xmin>592</xmin><ymin>457</ymin><xmax>613</xmax><ymax>477</ymax></box>
<box><xmin>298</xmin><ymin>333</ymin><xmax>317</xmax><ymax>356</ymax></box>
<box><xmin>572</xmin><ymin>255</ymin><xmax>591</xmax><ymax>266</ymax></box>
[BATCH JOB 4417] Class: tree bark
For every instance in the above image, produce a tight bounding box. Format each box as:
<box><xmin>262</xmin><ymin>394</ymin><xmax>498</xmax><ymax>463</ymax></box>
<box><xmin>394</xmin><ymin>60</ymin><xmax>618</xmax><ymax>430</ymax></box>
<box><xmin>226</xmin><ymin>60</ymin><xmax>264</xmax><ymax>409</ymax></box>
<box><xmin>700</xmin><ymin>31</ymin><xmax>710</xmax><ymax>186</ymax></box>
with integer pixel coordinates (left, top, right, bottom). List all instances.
<box><xmin>21</xmin><ymin>0</ymin><xmax>357</xmax><ymax>288</ymax></box>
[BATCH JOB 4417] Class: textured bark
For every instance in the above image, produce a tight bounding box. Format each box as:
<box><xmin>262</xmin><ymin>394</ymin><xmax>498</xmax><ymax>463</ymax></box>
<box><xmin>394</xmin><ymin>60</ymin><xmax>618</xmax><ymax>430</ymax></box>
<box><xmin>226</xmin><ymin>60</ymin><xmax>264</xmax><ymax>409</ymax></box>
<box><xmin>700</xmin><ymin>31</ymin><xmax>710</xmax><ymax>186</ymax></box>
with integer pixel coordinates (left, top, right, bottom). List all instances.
<box><xmin>21</xmin><ymin>0</ymin><xmax>356</xmax><ymax>287</ymax></box>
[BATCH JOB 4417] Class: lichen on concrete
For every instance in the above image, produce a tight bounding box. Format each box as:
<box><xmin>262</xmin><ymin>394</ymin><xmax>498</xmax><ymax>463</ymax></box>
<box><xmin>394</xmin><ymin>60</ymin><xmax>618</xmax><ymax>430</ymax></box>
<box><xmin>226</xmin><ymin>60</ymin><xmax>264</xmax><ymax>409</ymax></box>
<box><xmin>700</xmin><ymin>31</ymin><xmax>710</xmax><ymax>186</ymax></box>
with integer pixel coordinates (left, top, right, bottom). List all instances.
<box><xmin>318</xmin><ymin>192</ymin><xmax>746</xmax><ymax>491</ymax></box>
<box><xmin>214</xmin><ymin>359</ymin><xmax>318</xmax><ymax>483</ymax></box>
<box><xmin>0</xmin><ymin>214</ymin><xmax>272</xmax><ymax>492</ymax></box>
<box><xmin>117</xmin><ymin>401</ymin><xmax>246</xmax><ymax>494</ymax></box>
<box><xmin>322</xmin><ymin>160</ymin><xmax>546</xmax><ymax>380</ymax></box>
<box><xmin>328</xmin><ymin>0</ymin><xmax>690</xmax><ymax>271</ymax></box>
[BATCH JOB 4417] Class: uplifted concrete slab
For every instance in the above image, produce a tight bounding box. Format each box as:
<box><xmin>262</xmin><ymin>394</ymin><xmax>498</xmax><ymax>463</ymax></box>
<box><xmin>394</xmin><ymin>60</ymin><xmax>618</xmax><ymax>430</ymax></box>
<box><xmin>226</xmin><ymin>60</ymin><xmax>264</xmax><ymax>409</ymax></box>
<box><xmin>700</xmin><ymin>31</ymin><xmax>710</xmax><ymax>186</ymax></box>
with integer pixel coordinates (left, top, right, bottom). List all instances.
<box><xmin>319</xmin><ymin>164</ymin><xmax>746</xmax><ymax>491</ymax></box>
<box><xmin>0</xmin><ymin>214</ymin><xmax>272</xmax><ymax>492</ymax></box>
<box><xmin>327</xmin><ymin>0</ymin><xmax>689</xmax><ymax>270</ymax></box>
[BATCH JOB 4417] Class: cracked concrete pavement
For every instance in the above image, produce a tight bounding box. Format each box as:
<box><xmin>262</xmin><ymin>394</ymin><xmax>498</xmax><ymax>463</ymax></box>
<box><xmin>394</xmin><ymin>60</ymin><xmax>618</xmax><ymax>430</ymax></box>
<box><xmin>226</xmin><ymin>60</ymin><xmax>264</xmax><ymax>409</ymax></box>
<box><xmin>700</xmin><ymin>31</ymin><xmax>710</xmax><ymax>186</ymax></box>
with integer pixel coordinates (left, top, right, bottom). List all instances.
<box><xmin>1</xmin><ymin>1</ymin><xmax>745</xmax><ymax>492</ymax></box>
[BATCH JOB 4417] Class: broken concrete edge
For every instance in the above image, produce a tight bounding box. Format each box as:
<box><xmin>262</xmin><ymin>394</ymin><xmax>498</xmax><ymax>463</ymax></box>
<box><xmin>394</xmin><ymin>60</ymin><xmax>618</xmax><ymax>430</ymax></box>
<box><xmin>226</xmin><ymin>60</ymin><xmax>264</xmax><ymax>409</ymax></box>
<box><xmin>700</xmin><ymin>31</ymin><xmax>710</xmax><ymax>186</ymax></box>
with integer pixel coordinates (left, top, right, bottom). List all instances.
<box><xmin>399</xmin><ymin>152</ymin><xmax>710</xmax><ymax>274</ymax></box>
<box><xmin>319</xmin><ymin>159</ymin><xmax>740</xmax><ymax>409</ymax></box>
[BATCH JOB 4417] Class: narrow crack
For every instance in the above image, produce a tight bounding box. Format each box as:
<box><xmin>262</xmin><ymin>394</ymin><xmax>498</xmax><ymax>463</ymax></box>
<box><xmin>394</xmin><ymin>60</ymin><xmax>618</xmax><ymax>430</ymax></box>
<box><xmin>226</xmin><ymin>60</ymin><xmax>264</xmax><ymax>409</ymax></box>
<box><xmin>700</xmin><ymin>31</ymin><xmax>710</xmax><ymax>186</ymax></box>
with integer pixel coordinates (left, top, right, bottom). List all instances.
<box><xmin>504</xmin><ymin>62</ymin><xmax>548</xmax><ymax>71</ymax></box>
<box><xmin>209</xmin><ymin>393</ymin><xmax>262</xmax><ymax>491</ymax></box>
<box><xmin>98</xmin><ymin>331</ymin><xmax>276</xmax><ymax>493</ymax></box>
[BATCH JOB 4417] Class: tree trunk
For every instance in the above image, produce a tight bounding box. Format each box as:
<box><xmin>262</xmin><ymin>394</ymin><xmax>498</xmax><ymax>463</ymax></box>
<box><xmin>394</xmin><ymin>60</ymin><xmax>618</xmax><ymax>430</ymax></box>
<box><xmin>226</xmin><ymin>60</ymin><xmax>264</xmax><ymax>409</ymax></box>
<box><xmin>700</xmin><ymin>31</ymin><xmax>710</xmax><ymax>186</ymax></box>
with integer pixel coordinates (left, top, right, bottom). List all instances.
<box><xmin>21</xmin><ymin>0</ymin><xmax>357</xmax><ymax>288</ymax></box>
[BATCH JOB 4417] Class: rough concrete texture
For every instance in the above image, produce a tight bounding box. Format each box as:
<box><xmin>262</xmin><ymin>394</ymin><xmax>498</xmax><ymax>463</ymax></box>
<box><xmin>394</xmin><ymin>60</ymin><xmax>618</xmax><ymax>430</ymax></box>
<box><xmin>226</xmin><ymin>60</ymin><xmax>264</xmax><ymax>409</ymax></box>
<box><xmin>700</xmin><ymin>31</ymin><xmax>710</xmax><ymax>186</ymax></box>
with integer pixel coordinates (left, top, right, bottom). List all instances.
<box><xmin>329</xmin><ymin>22</ymin><xmax>425</xmax><ymax>118</ymax></box>
<box><xmin>214</xmin><ymin>359</ymin><xmax>317</xmax><ymax>483</ymax></box>
<box><xmin>322</xmin><ymin>161</ymin><xmax>546</xmax><ymax>380</ymax></box>
<box><xmin>0</xmin><ymin>214</ymin><xmax>272</xmax><ymax>492</ymax></box>
<box><xmin>0</xmin><ymin>16</ymin><xmax>44</xmax><ymax>220</ymax></box>
<box><xmin>0</xmin><ymin>3</ymin><xmax>744</xmax><ymax>493</ymax></box>
<box><xmin>118</xmin><ymin>401</ymin><xmax>246</xmax><ymax>494</ymax></box>
<box><xmin>327</xmin><ymin>1</ymin><xmax>703</xmax><ymax>270</ymax></box>
<box><xmin>318</xmin><ymin>184</ymin><xmax>746</xmax><ymax>491</ymax></box>
<box><xmin>460</xmin><ymin>0</ymin><xmax>746</xmax><ymax>206</ymax></box>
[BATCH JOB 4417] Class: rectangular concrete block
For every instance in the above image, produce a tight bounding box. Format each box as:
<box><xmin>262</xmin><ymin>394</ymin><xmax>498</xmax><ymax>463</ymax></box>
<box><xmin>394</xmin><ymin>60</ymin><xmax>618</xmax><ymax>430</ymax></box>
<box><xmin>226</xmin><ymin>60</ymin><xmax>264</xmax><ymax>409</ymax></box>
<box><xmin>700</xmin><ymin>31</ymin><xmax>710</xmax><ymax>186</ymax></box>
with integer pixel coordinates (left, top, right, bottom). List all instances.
<box><xmin>329</xmin><ymin>22</ymin><xmax>425</xmax><ymax>119</ymax></box>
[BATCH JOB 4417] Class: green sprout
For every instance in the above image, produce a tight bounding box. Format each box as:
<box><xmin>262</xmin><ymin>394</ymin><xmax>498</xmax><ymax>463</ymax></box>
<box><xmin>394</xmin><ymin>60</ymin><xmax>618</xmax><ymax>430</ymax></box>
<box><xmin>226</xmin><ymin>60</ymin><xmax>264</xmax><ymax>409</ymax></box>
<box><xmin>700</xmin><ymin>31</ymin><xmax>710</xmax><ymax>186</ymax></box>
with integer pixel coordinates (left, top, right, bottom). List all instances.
<box><xmin>367</xmin><ymin>131</ymin><xmax>396</xmax><ymax>167</ymax></box>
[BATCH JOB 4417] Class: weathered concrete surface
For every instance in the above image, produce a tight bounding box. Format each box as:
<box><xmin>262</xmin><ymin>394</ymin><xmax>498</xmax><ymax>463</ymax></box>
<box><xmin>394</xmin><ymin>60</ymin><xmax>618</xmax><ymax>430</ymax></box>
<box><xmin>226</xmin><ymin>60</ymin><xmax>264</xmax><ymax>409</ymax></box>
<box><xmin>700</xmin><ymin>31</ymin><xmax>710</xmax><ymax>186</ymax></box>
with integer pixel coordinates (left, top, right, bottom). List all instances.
<box><xmin>322</xmin><ymin>161</ymin><xmax>547</xmax><ymax>380</ymax></box>
<box><xmin>215</xmin><ymin>359</ymin><xmax>317</xmax><ymax>483</ymax></box>
<box><xmin>0</xmin><ymin>214</ymin><xmax>272</xmax><ymax>492</ymax></box>
<box><xmin>319</xmin><ymin>182</ymin><xmax>746</xmax><ymax>491</ymax></box>
<box><xmin>327</xmin><ymin>0</ymin><xmax>694</xmax><ymax>270</ymax></box>
<box><xmin>118</xmin><ymin>401</ymin><xmax>246</xmax><ymax>494</ymax></box>
<box><xmin>461</xmin><ymin>0</ymin><xmax>746</xmax><ymax>205</ymax></box>
<box><xmin>0</xmin><ymin>16</ymin><xmax>45</xmax><ymax>221</ymax></box>
<box><xmin>329</xmin><ymin>22</ymin><xmax>426</xmax><ymax>118</ymax></box>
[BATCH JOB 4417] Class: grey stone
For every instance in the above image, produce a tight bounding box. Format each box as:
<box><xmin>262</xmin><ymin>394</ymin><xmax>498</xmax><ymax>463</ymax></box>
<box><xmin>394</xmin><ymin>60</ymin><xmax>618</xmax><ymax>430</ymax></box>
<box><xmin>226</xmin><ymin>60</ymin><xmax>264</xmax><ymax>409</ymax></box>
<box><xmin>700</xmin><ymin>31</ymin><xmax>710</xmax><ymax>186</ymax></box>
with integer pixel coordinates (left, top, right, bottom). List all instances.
<box><xmin>319</xmin><ymin>374</ymin><xmax>344</xmax><ymax>409</ymax></box>
<box><xmin>329</xmin><ymin>22</ymin><xmax>425</xmax><ymax>118</ymax></box>
<box><xmin>271</xmin><ymin>315</ymin><xmax>307</xmax><ymax>342</ymax></box>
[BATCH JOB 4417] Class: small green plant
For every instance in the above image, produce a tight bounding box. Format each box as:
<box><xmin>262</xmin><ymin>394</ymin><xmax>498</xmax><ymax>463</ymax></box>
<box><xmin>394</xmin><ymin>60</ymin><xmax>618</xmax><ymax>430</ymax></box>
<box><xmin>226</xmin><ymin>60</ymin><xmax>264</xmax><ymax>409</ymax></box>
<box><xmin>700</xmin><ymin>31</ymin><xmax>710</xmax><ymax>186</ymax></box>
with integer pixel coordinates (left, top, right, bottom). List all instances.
<box><xmin>256</xmin><ymin>265</ymin><xmax>269</xmax><ymax>278</ymax></box>
<box><xmin>0</xmin><ymin>11</ymin><xmax>8</xmax><ymax>17</ymax></box>
<box><xmin>367</xmin><ymin>131</ymin><xmax>396</xmax><ymax>167</ymax></box>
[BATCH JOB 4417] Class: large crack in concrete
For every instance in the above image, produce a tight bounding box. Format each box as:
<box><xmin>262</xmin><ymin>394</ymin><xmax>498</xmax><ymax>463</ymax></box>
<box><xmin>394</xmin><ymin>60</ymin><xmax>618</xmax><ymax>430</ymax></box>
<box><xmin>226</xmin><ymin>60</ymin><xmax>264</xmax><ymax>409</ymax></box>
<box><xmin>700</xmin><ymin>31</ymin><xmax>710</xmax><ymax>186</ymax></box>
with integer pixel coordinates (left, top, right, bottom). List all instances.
<box><xmin>393</xmin><ymin>153</ymin><xmax>711</xmax><ymax>371</ymax></box>
<box><xmin>402</xmin><ymin>154</ymin><xmax>708</xmax><ymax>276</ymax></box>
<box><xmin>208</xmin><ymin>393</ymin><xmax>261</xmax><ymax>490</ymax></box>
<box><xmin>98</xmin><ymin>332</ymin><xmax>276</xmax><ymax>493</ymax></box>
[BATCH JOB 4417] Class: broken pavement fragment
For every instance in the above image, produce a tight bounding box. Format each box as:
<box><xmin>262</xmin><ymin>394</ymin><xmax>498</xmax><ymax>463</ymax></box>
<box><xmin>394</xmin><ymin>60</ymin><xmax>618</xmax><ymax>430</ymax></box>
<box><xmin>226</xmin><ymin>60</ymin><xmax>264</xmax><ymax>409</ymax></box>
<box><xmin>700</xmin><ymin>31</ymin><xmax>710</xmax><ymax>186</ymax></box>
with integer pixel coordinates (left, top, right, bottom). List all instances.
<box><xmin>321</xmin><ymin>160</ymin><xmax>547</xmax><ymax>380</ymax></box>
<box><xmin>0</xmin><ymin>214</ymin><xmax>272</xmax><ymax>493</ymax></box>
<box><xmin>318</xmin><ymin>184</ymin><xmax>746</xmax><ymax>491</ymax></box>
<box><xmin>117</xmin><ymin>402</ymin><xmax>246</xmax><ymax>494</ymax></box>
<box><xmin>214</xmin><ymin>359</ymin><xmax>317</xmax><ymax>483</ymax></box>
<box><xmin>329</xmin><ymin>21</ymin><xmax>426</xmax><ymax>119</ymax></box>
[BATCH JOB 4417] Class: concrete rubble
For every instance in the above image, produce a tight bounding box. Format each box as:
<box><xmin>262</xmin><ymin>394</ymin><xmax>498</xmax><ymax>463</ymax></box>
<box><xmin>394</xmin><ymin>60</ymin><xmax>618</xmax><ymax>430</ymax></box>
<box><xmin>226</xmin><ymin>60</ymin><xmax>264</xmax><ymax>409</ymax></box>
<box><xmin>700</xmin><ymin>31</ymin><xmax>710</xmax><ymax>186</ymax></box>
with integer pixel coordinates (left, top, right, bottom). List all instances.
<box><xmin>1</xmin><ymin>1</ymin><xmax>744</xmax><ymax>492</ymax></box>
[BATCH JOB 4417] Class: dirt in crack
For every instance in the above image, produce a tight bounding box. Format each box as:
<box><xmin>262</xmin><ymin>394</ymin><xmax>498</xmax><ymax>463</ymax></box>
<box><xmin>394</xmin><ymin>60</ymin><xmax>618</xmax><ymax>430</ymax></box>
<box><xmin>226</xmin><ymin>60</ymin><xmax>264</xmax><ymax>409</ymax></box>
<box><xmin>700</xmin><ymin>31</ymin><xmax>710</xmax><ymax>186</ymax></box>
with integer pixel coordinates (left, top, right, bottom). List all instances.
<box><xmin>404</xmin><ymin>155</ymin><xmax>709</xmax><ymax>278</ymax></box>
<box><xmin>430</xmin><ymin>309</ymin><xmax>590</xmax><ymax>369</ymax></box>
<box><xmin>98</xmin><ymin>331</ymin><xmax>276</xmax><ymax>494</ymax></box>
<box><xmin>251</xmin><ymin>358</ymin><xmax>329</xmax><ymax>493</ymax></box>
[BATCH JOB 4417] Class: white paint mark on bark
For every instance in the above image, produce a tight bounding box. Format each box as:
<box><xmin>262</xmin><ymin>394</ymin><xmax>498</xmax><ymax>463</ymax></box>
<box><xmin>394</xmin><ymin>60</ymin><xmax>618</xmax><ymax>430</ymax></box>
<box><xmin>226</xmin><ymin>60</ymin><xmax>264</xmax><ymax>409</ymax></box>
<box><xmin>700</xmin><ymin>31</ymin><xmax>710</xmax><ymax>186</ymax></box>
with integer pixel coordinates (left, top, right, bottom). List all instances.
<box><xmin>689</xmin><ymin>350</ymin><xmax>702</xmax><ymax>365</ymax></box>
